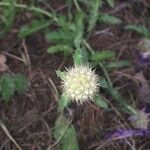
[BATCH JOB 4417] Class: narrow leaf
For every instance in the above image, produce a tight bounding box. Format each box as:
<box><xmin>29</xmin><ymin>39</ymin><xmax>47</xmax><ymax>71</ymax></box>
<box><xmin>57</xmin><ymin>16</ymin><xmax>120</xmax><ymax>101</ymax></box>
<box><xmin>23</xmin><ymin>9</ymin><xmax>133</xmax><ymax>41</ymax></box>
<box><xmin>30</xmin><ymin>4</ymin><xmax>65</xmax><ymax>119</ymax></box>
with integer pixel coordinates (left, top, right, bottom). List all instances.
<box><xmin>93</xmin><ymin>95</ymin><xmax>108</xmax><ymax>109</ymax></box>
<box><xmin>46</xmin><ymin>30</ymin><xmax>75</xmax><ymax>45</ymax></box>
<box><xmin>109</xmin><ymin>88</ymin><xmax>137</xmax><ymax>114</ymax></box>
<box><xmin>125</xmin><ymin>25</ymin><xmax>150</xmax><ymax>38</ymax></box>
<box><xmin>0</xmin><ymin>75</ymin><xmax>15</xmax><ymax>102</ymax></box>
<box><xmin>90</xmin><ymin>50</ymin><xmax>116</xmax><ymax>63</ymax></box>
<box><xmin>88</xmin><ymin>0</ymin><xmax>102</xmax><ymax>32</ymax></box>
<box><xmin>99</xmin><ymin>13</ymin><xmax>122</xmax><ymax>25</ymax></box>
<box><xmin>14</xmin><ymin>73</ymin><xmax>28</xmax><ymax>94</ymax></box>
<box><xmin>58</xmin><ymin>94</ymin><xmax>70</xmax><ymax>111</ymax></box>
<box><xmin>105</xmin><ymin>60</ymin><xmax>131</xmax><ymax>70</ymax></box>
<box><xmin>74</xmin><ymin>11</ymin><xmax>85</xmax><ymax>48</ymax></box>
<box><xmin>47</xmin><ymin>45</ymin><xmax>72</xmax><ymax>54</ymax></box>
<box><xmin>57</xmin><ymin>15</ymin><xmax>76</xmax><ymax>31</ymax></box>
<box><xmin>65</xmin><ymin>0</ymin><xmax>73</xmax><ymax>20</ymax></box>
<box><xmin>19</xmin><ymin>20</ymin><xmax>51</xmax><ymax>38</ymax></box>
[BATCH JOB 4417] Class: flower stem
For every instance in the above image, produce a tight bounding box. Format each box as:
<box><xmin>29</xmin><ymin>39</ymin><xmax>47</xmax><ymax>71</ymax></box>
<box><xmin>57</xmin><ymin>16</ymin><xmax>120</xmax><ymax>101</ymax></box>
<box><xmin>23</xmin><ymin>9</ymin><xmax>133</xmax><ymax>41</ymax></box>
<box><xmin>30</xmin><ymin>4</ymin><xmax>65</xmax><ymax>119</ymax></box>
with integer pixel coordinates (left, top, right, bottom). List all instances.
<box><xmin>83</xmin><ymin>39</ymin><xmax>138</xmax><ymax>115</ymax></box>
<box><xmin>110</xmin><ymin>88</ymin><xmax>138</xmax><ymax>115</ymax></box>
<box><xmin>73</xmin><ymin>0</ymin><xmax>82</xmax><ymax>12</ymax></box>
<box><xmin>83</xmin><ymin>39</ymin><xmax>112</xmax><ymax>87</ymax></box>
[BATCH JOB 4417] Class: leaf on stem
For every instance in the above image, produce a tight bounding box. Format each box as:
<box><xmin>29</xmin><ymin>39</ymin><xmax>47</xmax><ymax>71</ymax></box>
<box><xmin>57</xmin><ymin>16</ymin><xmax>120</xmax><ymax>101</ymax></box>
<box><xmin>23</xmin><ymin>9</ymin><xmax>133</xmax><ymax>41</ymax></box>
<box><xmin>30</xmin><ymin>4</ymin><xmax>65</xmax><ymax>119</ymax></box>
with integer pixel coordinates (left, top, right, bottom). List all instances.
<box><xmin>54</xmin><ymin>115</ymin><xmax>79</xmax><ymax>150</ymax></box>
<box><xmin>93</xmin><ymin>95</ymin><xmax>108</xmax><ymax>109</ymax></box>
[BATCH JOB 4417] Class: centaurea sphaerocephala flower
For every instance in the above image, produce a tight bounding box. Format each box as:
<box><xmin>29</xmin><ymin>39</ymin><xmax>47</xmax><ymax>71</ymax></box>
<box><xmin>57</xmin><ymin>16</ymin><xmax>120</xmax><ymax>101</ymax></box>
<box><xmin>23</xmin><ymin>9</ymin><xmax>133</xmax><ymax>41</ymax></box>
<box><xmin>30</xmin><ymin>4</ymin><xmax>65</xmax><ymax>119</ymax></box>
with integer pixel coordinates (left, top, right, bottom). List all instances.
<box><xmin>61</xmin><ymin>65</ymin><xmax>100</xmax><ymax>104</ymax></box>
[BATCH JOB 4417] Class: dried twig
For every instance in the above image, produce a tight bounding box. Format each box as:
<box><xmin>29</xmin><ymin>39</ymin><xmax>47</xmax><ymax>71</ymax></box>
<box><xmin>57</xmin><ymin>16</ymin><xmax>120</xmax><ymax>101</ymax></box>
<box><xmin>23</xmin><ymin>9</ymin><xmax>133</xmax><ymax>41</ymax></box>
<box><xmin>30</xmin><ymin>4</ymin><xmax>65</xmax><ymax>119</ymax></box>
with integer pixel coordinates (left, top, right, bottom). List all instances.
<box><xmin>0</xmin><ymin>119</ymin><xmax>22</xmax><ymax>150</ymax></box>
<box><xmin>48</xmin><ymin>77</ymin><xmax>59</xmax><ymax>102</ymax></box>
<box><xmin>22</xmin><ymin>40</ymin><xmax>32</xmax><ymax>77</ymax></box>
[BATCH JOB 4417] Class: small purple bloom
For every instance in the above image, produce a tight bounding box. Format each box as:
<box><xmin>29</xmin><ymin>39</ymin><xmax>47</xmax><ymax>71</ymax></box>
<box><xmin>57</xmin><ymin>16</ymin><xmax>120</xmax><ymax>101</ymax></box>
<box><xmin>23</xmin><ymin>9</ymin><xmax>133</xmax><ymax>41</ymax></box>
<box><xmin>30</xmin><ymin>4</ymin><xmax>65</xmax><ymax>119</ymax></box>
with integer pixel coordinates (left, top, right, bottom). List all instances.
<box><xmin>106</xmin><ymin>108</ymin><xmax>150</xmax><ymax>140</ymax></box>
<box><xmin>106</xmin><ymin>128</ymin><xmax>150</xmax><ymax>140</ymax></box>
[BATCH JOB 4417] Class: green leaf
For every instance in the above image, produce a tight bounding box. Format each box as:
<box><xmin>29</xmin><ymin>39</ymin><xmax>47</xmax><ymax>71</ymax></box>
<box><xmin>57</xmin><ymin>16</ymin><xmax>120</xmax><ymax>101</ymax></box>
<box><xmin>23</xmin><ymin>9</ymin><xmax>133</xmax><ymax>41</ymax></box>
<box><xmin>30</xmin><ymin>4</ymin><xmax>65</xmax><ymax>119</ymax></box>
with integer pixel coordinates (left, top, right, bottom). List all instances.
<box><xmin>47</xmin><ymin>44</ymin><xmax>72</xmax><ymax>55</ymax></box>
<box><xmin>93</xmin><ymin>95</ymin><xmax>108</xmax><ymax>109</ymax></box>
<box><xmin>14</xmin><ymin>74</ymin><xmax>28</xmax><ymax>94</ymax></box>
<box><xmin>107</xmin><ymin>0</ymin><xmax>115</xmax><ymax>7</ymax></box>
<box><xmin>19</xmin><ymin>20</ymin><xmax>51</xmax><ymax>38</ymax></box>
<box><xmin>65</xmin><ymin>0</ymin><xmax>73</xmax><ymax>20</ymax></box>
<box><xmin>99</xmin><ymin>77</ymin><xmax>109</xmax><ymax>89</ymax></box>
<box><xmin>54</xmin><ymin>115</ymin><xmax>79</xmax><ymax>150</ymax></box>
<box><xmin>125</xmin><ymin>25</ymin><xmax>150</xmax><ymax>38</ymax></box>
<box><xmin>58</xmin><ymin>94</ymin><xmax>70</xmax><ymax>111</ymax></box>
<box><xmin>88</xmin><ymin>0</ymin><xmax>102</xmax><ymax>32</ymax></box>
<box><xmin>0</xmin><ymin>74</ymin><xmax>15</xmax><ymax>102</ymax></box>
<box><xmin>57</xmin><ymin>15</ymin><xmax>68</xmax><ymax>27</ymax></box>
<box><xmin>105</xmin><ymin>60</ymin><xmax>131</xmax><ymax>70</ymax></box>
<box><xmin>74</xmin><ymin>11</ymin><xmax>85</xmax><ymax>48</ymax></box>
<box><xmin>46</xmin><ymin>30</ymin><xmax>75</xmax><ymax>45</ymax></box>
<box><xmin>56</xmin><ymin>70</ymin><xmax>67</xmax><ymax>80</ymax></box>
<box><xmin>0</xmin><ymin>0</ymin><xmax>16</xmax><ymax>36</ymax></box>
<box><xmin>99</xmin><ymin>13</ymin><xmax>122</xmax><ymax>25</ymax></box>
<box><xmin>73</xmin><ymin>48</ymin><xmax>88</xmax><ymax>65</ymax></box>
<box><xmin>57</xmin><ymin>15</ymin><xmax>76</xmax><ymax>31</ymax></box>
<box><xmin>90</xmin><ymin>50</ymin><xmax>116</xmax><ymax>63</ymax></box>
<box><xmin>109</xmin><ymin>88</ymin><xmax>137</xmax><ymax>115</ymax></box>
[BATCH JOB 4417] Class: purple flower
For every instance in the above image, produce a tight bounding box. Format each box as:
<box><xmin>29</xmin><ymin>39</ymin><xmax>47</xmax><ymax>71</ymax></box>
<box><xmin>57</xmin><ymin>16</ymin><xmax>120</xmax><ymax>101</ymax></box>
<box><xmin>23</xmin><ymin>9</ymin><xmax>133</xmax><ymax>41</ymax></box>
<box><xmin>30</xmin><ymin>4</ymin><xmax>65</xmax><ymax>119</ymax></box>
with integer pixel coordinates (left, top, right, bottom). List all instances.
<box><xmin>106</xmin><ymin>108</ymin><xmax>150</xmax><ymax>140</ymax></box>
<box><xmin>106</xmin><ymin>128</ymin><xmax>150</xmax><ymax>140</ymax></box>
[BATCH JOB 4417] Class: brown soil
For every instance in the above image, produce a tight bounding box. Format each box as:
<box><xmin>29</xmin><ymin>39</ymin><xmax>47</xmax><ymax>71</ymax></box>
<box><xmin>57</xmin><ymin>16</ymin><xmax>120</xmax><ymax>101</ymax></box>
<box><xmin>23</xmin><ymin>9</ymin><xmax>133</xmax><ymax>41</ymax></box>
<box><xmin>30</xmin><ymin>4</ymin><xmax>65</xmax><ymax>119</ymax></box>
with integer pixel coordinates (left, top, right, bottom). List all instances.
<box><xmin>0</xmin><ymin>0</ymin><xmax>150</xmax><ymax>150</ymax></box>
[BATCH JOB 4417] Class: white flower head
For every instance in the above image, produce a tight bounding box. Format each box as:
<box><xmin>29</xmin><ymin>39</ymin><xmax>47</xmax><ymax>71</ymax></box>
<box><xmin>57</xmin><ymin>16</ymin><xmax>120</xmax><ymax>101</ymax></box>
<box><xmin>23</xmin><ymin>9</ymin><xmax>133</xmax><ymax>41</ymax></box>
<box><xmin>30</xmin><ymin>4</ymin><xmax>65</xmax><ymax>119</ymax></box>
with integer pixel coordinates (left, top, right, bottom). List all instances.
<box><xmin>61</xmin><ymin>65</ymin><xmax>99</xmax><ymax>103</ymax></box>
<box><xmin>128</xmin><ymin>108</ymin><xmax>150</xmax><ymax>129</ymax></box>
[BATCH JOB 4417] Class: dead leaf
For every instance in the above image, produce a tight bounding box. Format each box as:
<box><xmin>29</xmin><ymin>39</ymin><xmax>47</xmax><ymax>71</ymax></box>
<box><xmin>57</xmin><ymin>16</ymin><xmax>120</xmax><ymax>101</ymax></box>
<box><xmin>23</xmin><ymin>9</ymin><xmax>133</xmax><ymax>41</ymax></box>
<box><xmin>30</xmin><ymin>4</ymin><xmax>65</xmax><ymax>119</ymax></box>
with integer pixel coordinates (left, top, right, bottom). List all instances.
<box><xmin>0</xmin><ymin>54</ymin><xmax>8</xmax><ymax>72</ymax></box>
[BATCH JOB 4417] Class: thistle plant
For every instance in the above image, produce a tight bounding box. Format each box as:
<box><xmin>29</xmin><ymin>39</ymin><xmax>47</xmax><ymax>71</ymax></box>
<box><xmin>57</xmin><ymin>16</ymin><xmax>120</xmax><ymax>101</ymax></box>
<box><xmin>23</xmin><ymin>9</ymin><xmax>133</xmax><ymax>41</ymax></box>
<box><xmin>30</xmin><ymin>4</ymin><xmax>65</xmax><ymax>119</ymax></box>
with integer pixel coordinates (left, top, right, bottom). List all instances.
<box><xmin>55</xmin><ymin>64</ymin><xmax>102</xmax><ymax>150</ymax></box>
<box><xmin>61</xmin><ymin>65</ymin><xmax>99</xmax><ymax>104</ymax></box>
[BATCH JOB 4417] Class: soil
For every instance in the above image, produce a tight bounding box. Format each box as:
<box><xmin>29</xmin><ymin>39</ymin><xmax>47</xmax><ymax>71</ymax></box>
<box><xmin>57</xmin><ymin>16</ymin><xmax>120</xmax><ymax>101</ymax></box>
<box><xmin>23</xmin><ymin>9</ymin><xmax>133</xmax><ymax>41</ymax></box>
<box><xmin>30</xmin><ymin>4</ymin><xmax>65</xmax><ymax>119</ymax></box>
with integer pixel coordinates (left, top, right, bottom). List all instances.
<box><xmin>0</xmin><ymin>0</ymin><xmax>150</xmax><ymax>150</ymax></box>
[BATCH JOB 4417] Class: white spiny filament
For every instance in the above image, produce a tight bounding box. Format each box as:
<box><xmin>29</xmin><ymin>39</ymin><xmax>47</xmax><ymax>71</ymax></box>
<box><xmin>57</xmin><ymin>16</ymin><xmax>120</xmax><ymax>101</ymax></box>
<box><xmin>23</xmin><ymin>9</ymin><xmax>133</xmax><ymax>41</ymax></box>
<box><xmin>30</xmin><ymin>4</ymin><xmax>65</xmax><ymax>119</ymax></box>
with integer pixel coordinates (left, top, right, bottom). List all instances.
<box><xmin>62</xmin><ymin>65</ymin><xmax>99</xmax><ymax>103</ymax></box>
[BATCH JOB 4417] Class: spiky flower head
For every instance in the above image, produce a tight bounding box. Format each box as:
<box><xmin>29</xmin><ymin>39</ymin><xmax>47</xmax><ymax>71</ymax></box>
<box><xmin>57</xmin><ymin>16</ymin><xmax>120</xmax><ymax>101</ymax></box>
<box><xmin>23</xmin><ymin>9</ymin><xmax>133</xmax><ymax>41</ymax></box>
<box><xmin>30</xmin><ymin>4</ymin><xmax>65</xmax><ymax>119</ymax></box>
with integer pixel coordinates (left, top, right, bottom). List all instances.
<box><xmin>128</xmin><ymin>108</ymin><xmax>150</xmax><ymax>129</ymax></box>
<box><xmin>61</xmin><ymin>65</ymin><xmax>99</xmax><ymax>103</ymax></box>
